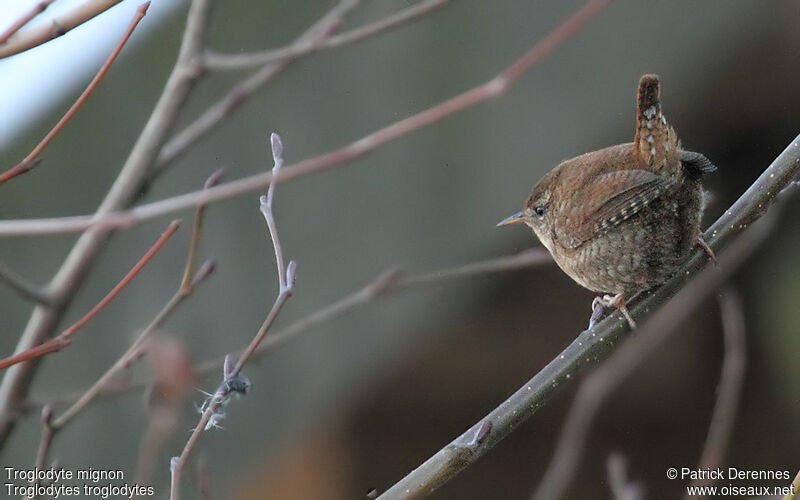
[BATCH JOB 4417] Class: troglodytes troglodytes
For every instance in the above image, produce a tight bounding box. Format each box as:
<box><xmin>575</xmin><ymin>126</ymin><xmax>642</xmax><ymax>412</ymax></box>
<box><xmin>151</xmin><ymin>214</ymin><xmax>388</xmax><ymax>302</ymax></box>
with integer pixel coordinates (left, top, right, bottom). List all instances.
<box><xmin>498</xmin><ymin>75</ymin><xmax>716</xmax><ymax>327</ymax></box>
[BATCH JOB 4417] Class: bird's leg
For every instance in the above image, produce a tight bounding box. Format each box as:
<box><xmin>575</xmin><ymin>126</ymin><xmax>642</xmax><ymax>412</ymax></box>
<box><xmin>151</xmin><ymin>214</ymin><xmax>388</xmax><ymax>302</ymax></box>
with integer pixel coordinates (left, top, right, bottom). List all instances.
<box><xmin>594</xmin><ymin>293</ymin><xmax>637</xmax><ymax>329</ymax></box>
<box><xmin>696</xmin><ymin>236</ymin><xmax>717</xmax><ymax>266</ymax></box>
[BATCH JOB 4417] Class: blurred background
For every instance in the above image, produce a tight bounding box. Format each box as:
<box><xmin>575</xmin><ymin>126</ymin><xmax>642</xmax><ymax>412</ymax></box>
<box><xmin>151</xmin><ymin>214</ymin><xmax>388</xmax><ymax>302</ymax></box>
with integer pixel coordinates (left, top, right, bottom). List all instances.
<box><xmin>0</xmin><ymin>0</ymin><xmax>798</xmax><ymax>498</ymax></box>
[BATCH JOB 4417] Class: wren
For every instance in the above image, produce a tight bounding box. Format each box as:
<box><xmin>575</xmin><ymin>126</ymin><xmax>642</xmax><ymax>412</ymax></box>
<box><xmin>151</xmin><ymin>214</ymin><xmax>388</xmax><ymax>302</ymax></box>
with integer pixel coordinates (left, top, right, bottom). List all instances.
<box><xmin>498</xmin><ymin>75</ymin><xmax>716</xmax><ymax>327</ymax></box>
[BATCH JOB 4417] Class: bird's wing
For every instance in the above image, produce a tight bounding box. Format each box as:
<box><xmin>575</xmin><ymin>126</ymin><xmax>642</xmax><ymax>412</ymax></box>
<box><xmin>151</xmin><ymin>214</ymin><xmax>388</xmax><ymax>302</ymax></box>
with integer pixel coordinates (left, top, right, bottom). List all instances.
<box><xmin>555</xmin><ymin>169</ymin><xmax>675</xmax><ymax>249</ymax></box>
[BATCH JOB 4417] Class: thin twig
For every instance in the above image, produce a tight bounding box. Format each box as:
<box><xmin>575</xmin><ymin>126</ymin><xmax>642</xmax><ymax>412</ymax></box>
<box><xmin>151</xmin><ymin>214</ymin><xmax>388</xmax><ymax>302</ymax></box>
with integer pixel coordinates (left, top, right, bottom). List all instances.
<box><xmin>33</xmin><ymin>405</ymin><xmax>54</xmax><ymax>472</ymax></box>
<box><xmin>171</xmin><ymin>290</ymin><xmax>292</xmax><ymax>499</ymax></box>
<box><xmin>0</xmin><ymin>0</ymin><xmax>213</xmax><ymax>446</ymax></box>
<box><xmin>29</xmin><ymin>249</ymin><xmax>551</xmax><ymax>412</ymax></box>
<box><xmin>0</xmin><ymin>220</ymin><xmax>180</xmax><ymax>371</ymax></box>
<box><xmin>0</xmin><ymin>0</ymin><xmax>125</xmax><ymax>58</ymax></box>
<box><xmin>181</xmin><ymin>168</ymin><xmax>223</xmax><ymax>289</ymax></box>
<box><xmin>0</xmin><ymin>0</ymin><xmax>58</xmax><ymax>45</ymax></box>
<box><xmin>170</xmin><ymin>133</ymin><xmax>296</xmax><ymax>500</ymax></box>
<box><xmin>377</xmin><ymin>131</ymin><xmax>800</xmax><ymax>499</ymax></box>
<box><xmin>0</xmin><ymin>263</ymin><xmax>51</xmax><ymax>305</ymax></box>
<box><xmin>28</xmin><ymin>173</ymin><xmax>218</xmax><ymax>468</ymax></box>
<box><xmin>0</xmin><ymin>2</ymin><xmax>150</xmax><ymax>186</ymax></box>
<box><xmin>260</xmin><ymin>133</ymin><xmax>287</xmax><ymax>290</ymax></box>
<box><xmin>204</xmin><ymin>0</ymin><xmax>449</xmax><ymax>71</ymax></box>
<box><xmin>23</xmin><ymin>404</ymin><xmax>56</xmax><ymax>499</ymax></box>
<box><xmin>683</xmin><ymin>289</ymin><xmax>746</xmax><ymax>497</ymax></box>
<box><xmin>152</xmin><ymin>0</ymin><xmax>362</xmax><ymax>174</ymax></box>
<box><xmin>50</xmin><ymin>171</ymin><xmax>219</xmax><ymax>430</ymax></box>
<box><xmin>0</xmin><ymin>0</ymin><xmax>615</xmax><ymax>237</ymax></box>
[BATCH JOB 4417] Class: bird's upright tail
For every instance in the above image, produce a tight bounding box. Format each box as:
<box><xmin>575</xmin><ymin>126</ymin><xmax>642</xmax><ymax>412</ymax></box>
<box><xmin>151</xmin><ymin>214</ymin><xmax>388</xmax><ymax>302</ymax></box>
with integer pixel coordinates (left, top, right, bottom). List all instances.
<box><xmin>634</xmin><ymin>74</ymin><xmax>679</xmax><ymax>172</ymax></box>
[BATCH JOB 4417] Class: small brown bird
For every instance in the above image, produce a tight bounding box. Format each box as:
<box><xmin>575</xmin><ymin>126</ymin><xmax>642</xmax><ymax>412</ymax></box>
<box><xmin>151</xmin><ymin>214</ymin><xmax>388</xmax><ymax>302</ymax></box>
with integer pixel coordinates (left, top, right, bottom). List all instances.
<box><xmin>498</xmin><ymin>75</ymin><xmax>716</xmax><ymax>327</ymax></box>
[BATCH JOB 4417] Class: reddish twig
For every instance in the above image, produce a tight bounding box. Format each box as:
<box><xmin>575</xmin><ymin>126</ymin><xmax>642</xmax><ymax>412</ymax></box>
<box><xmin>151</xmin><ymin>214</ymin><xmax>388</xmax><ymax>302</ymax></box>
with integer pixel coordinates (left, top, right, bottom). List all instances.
<box><xmin>0</xmin><ymin>0</ymin><xmax>614</xmax><ymax>236</ymax></box>
<box><xmin>27</xmin><ymin>248</ymin><xmax>551</xmax><ymax>413</ymax></box>
<box><xmin>0</xmin><ymin>0</ymin><xmax>213</xmax><ymax>447</ymax></box>
<box><xmin>204</xmin><ymin>0</ymin><xmax>449</xmax><ymax>71</ymax></box>
<box><xmin>51</xmin><ymin>171</ymin><xmax>220</xmax><ymax>431</ymax></box>
<box><xmin>0</xmin><ymin>2</ymin><xmax>150</xmax><ymax>186</ymax></box>
<box><xmin>170</xmin><ymin>134</ymin><xmax>296</xmax><ymax>500</ymax></box>
<box><xmin>0</xmin><ymin>220</ymin><xmax>180</xmax><ymax>370</ymax></box>
<box><xmin>0</xmin><ymin>0</ymin><xmax>58</xmax><ymax>45</ymax></box>
<box><xmin>0</xmin><ymin>0</ymin><xmax>126</xmax><ymax>58</ymax></box>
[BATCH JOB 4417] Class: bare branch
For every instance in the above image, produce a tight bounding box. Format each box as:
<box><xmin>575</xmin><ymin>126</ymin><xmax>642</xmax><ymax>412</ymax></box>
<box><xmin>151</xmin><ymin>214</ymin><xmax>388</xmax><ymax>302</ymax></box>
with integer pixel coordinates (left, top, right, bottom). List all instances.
<box><xmin>31</xmin><ymin>405</ymin><xmax>54</xmax><ymax>494</ymax></box>
<box><xmin>0</xmin><ymin>0</ymin><xmax>213</xmax><ymax>446</ymax></box>
<box><xmin>0</xmin><ymin>2</ymin><xmax>150</xmax><ymax>186</ymax></box>
<box><xmin>0</xmin><ymin>263</ymin><xmax>51</xmax><ymax>305</ymax></box>
<box><xmin>260</xmin><ymin>133</ymin><xmax>287</xmax><ymax>290</ymax></box>
<box><xmin>0</xmin><ymin>0</ymin><xmax>126</xmax><ymax>59</ymax></box>
<box><xmin>152</xmin><ymin>0</ymin><xmax>363</xmax><ymax>173</ymax></box>
<box><xmin>0</xmin><ymin>0</ymin><xmax>57</xmax><ymax>46</ymax></box>
<box><xmin>683</xmin><ymin>289</ymin><xmax>747</xmax><ymax>497</ymax></box>
<box><xmin>29</xmin><ymin>249</ymin><xmax>551</xmax><ymax>412</ymax></box>
<box><xmin>0</xmin><ymin>220</ymin><xmax>180</xmax><ymax>371</ymax></box>
<box><xmin>170</xmin><ymin>134</ymin><xmax>296</xmax><ymax>500</ymax></box>
<box><xmin>377</xmin><ymin>130</ymin><xmax>800</xmax><ymax>499</ymax></box>
<box><xmin>0</xmin><ymin>0</ymin><xmax>616</xmax><ymax>237</ymax></box>
<box><xmin>204</xmin><ymin>0</ymin><xmax>449</xmax><ymax>71</ymax></box>
<box><xmin>28</xmin><ymin>173</ymin><xmax>219</xmax><ymax>473</ymax></box>
<box><xmin>181</xmin><ymin>168</ymin><xmax>224</xmax><ymax>290</ymax></box>
<box><xmin>530</xmin><ymin>239</ymin><xmax>765</xmax><ymax>500</ymax></box>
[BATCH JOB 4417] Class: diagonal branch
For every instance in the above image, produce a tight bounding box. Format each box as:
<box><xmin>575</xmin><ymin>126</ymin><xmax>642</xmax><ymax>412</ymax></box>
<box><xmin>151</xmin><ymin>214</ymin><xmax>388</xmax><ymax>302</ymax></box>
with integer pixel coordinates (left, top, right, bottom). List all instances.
<box><xmin>29</xmin><ymin>171</ymin><xmax>220</xmax><ymax>469</ymax></box>
<box><xmin>28</xmin><ymin>249</ymin><xmax>551</xmax><ymax>413</ymax></box>
<box><xmin>530</xmin><ymin>234</ymin><xmax>760</xmax><ymax>500</ymax></box>
<box><xmin>52</xmin><ymin>171</ymin><xmax>219</xmax><ymax>431</ymax></box>
<box><xmin>0</xmin><ymin>0</ymin><xmax>58</xmax><ymax>46</ymax></box>
<box><xmin>0</xmin><ymin>0</ymin><xmax>214</xmax><ymax>448</ymax></box>
<box><xmin>0</xmin><ymin>220</ymin><xmax>180</xmax><ymax>371</ymax></box>
<box><xmin>0</xmin><ymin>0</ymin><xmax>615</xmax><ymax>237</ymax></box>
<box><xmin>0</xmin><ymin>2</ymin><xmax>150</xmax><ymax>186</ymax></box>
<box><xmin>203</xmin><ymin>0</ymin><xmax>449</xmax><ymax>71</ymax></box>
<box><xmin>377</xmin><ymin>132</ymin><xmax>800</xmax><ymax>499</ymax></box>
<box><xmin>151</xmin><ymin>0</ymin><xmax>363</xmax><ymax>174</ymax></box>
<box><xmin>0</xmin><ymin>0</ymin><xmax>126</xmax><ymax>59</ymax></box>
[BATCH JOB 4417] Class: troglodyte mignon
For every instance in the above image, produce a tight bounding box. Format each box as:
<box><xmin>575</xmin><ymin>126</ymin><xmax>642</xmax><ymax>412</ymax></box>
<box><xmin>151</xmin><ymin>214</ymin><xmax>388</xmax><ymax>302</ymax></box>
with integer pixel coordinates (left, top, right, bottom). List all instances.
<box><xmin>498</xmin><ymin>75</ymin><xmax>716</xmax><ymax>327</ymax></box>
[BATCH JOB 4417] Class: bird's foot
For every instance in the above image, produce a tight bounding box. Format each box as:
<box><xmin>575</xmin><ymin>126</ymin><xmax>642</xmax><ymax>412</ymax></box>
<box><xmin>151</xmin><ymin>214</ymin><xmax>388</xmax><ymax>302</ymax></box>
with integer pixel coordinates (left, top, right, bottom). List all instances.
<box><xmin>696</xmin><ymin>236</ymin><xmax>717</xmax><ymax>266</ymax></box>
<box><xmin>588</xmin><ymin>298</ymin><xmax>608</xmax><ymax>328</ymax></box>
<box><xmin>592</xmin><ymin>293</ymin><xmax>637</xmax><ymax>329</ymax></box>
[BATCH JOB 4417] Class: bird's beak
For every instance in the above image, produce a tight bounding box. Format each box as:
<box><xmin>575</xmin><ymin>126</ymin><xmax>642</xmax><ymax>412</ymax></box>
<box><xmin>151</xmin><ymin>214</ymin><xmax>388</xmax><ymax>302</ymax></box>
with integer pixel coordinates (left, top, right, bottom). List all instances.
<box><xmin>496</xmin><ymin>211</ymin><xmax>524</xmax><ymax>227</ymax></box>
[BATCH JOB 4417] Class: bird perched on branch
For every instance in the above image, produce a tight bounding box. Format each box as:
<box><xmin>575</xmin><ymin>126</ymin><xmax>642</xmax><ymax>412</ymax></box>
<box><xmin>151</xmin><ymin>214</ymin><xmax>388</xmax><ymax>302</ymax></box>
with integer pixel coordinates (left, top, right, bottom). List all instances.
<box><xmin>498</xmin><ymin>75</ymin><xmax>716</xmax><ymax>327</ymax></box>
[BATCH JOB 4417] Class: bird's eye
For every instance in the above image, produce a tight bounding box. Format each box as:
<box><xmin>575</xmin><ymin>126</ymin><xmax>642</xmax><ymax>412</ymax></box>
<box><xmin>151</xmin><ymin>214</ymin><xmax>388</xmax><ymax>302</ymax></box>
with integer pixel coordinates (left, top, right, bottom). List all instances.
<box><xmin>534</xmin><ymin>205</ymin><xmax>546</xmax><ymax>218</ymax></box>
